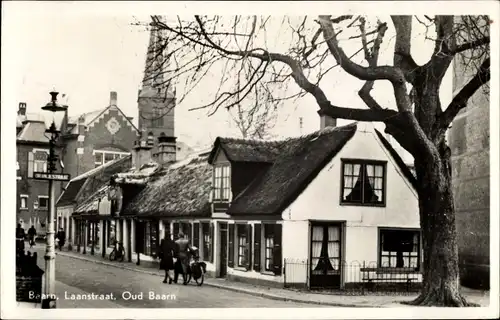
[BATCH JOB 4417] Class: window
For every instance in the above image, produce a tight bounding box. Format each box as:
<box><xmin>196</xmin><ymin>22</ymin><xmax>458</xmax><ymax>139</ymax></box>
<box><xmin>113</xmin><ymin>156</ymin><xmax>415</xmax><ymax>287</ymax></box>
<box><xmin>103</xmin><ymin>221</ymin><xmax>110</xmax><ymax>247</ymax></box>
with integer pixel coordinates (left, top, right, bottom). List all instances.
<box><xmin>379</xmin><ymin>229</ymin><xmax>420</xmax><ymax>270</ymax></box>
<box><xmin>34</xmin><ymin>151</ymin><xmax>48</xmax><ymax>173</ymax></box>
<box><xmin>202</xmin><ymin>223</ymin><xmax>210</xmax><ymax>260</ymax></box>
<box><xmin>20</xmin><ymin>195</ymin><xmax>28</xmax><ymax>210</ymax></box>
<box><xmin>341</xmin><ymin>160</ymin><xmax>386</xmax><ymax>205</ymax></box>
<box><xmin>264</xmin><ymin>225</ymin><xmax>274</xmax><ymax>272</ymax></box>
<box><xmin>143</xmin><ymin>221</ymin><xmax>159</xmax><ymax>257</ymax></box>
<box><xmin>94</xmin><ymin>150</ymin><xmax>129</xmax><ymax>168</ymax></box>
<box><xmin>213</xmin><ymin>164</ymin><xmax>231</xmax><ymax>201</ymax></box>
<box><xmin>38</xmin><ymin>196</ymin><xmax>49</xmax><ymax>209</ymax></box>
<box><xmin>237</xmin><ymin>224</ymin><xmax>247</xmax><ymax>267</ymax></box>
<box><xmin>28</xmin><ymin>150</ymin><xmax>49</xmax><ymax>177</ymax></box>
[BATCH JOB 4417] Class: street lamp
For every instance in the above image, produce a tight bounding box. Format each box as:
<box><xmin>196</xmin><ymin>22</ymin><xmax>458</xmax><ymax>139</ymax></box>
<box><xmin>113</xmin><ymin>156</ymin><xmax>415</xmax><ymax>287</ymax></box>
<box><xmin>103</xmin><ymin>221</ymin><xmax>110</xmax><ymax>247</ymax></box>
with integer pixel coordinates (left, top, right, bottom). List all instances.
<box><xmin>40</xmin><ymin>91</ymin><xmax>67</xmax><ymax>309</ymax></box>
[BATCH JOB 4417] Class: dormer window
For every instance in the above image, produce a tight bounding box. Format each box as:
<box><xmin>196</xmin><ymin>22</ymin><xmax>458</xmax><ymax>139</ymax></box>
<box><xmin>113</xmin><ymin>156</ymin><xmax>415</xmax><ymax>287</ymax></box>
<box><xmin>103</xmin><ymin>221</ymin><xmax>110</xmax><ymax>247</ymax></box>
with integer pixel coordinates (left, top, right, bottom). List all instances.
<box><xmin>213</xmin><ymin>164</ymin><xmax>231</xmax><ymax>202</ymax></box>
<box><xmin>341</xmin><ymin>160</ymin><xmax>386</xmax><ymax>206</ymax></box>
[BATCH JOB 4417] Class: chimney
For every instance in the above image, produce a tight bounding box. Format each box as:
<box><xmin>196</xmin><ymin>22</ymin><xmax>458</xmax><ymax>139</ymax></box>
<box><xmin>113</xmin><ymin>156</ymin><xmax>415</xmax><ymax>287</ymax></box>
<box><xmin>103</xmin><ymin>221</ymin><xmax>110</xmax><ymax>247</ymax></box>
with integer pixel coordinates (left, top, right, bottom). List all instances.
<box><xmin>78</xmin><ymin>115</ymin><xmax>86</xmax><ymax>134</ymax></box>
<box><xmin>18</xmin><ymin>102</ymin><xmax>27</xmax><ymax>116</ymax></box>
<box><xmin>156</xmin><ymin>133</ymin><xmax>177</xmax><ymax>165</ymax></box>
<box><xmin>132</xmin><ymin>131</ymin><xmax>154</xmax><ymax>169</ymax></box>
<box><xmin>110</xmin><ymin>91</ymin><xmax>118</xmax><ymax>106</ymax></box>
<box><xmin>318</xmin><ymin>110</ymin><xmax>337</xmax><ymax>129</ymax></box>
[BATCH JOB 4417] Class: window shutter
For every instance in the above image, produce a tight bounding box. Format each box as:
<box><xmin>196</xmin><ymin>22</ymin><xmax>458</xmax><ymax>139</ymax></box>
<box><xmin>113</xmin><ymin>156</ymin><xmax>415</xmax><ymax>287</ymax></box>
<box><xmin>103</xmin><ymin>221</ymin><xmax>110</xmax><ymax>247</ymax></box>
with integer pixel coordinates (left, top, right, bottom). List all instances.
<box><xmin>246</xmin><ymin>224</ymin><xmax>253</xmax><ymax>271</ymax></box>
<box><xmin>272</xmin><ymin>224</ymin><xmax>283</xmax><ymax>276</ymax></box>
<box><xmin>193</xmin><ymin>222</ymin><xmax>200</xmax><ymax>250</ymax></box>
<box><xmin>173</xmin><ymin>222</ymin><xmax>179</xmax><ymax>240</ymax></box>
<box><xmin>228</xmin><ymin>223</ymin><xmax>234</xmax><ymax>268</ymax></box>
<box><xmin>28</xmin><ymin>152</ymin><xmax>34</xmax><ymax>178</ymax></box>
<box><xmin>253</xmin><ymin>224</ymin><xmax>261</xmax><ymax>271</ymax></box>
<box><xmin>186</xmin><ymin>223</ymin><xmax>193</xmax><ymax>246</ymax></box>
<box><xmin>209</xmin><ymin>223</ymin><xmax>214</xmax><ymax>263</ymax></box>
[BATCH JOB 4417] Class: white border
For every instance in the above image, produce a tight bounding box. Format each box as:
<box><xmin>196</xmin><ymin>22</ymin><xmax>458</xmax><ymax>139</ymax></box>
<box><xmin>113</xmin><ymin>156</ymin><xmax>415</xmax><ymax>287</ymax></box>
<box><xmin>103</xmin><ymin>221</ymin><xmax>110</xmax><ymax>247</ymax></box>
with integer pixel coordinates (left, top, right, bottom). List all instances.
<box><xmin>2</xmin><ymin>1</ymin><xmax>499</xmax><ymax>319</ymax></box>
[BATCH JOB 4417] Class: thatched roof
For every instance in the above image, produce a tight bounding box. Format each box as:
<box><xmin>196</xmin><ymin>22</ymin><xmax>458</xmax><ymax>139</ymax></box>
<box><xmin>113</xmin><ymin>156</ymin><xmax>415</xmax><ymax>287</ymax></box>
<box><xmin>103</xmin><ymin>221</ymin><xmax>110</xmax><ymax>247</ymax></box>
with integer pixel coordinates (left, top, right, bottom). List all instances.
<box><xmin>227</xmin><ymin>123</ymin><xmax>358</xmax><ymax>215</ymax></box>
<box><xmin>374</xmin><ymin>129</ymin><xmax>418</xmax><ymax>190</ymax></box>
<box><xmin>123</xmin><ymin>152</ymin><xmax>212</xmax><ymax>218</ymax></box>
<box><xmin>208</xmin><ymin>137</ymin><xmax>283</xmax><ymax>164</ymax></box>
<box><xmin>113</xmin><ymin>162</ymin><xmax>161</xmax><ymax>185</ymax></box>
<box><xmin>73</xmin><ymin>185</ymin><xmax>110</xmax><ymax>215</ymax></box>
<box><xmin>57</xmin><ymin>155</ymin><xmax>132</xmax><ymax>207</ymax></box>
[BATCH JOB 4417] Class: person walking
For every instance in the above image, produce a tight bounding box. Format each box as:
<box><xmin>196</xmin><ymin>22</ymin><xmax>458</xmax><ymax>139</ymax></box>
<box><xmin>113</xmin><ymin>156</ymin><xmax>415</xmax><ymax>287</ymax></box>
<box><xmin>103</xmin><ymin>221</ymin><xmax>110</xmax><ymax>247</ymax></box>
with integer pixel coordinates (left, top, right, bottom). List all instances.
<box><xmin>56</xmin><ymin>227</ymin><xmax>66</xmax><ymax>251</ymax></box>
<box><xmin>158</xmin><ymin>231</ymin><xmax>178</xmax><ymax>284</ymax></box>
<box><xmin>28</xmin><ymin>225</ymin><xmax>37</xmax><ymax>248</ymax></box>
<box><xmin>174</xmin><ymin>232</ymin><xmax>191</xmax><ymax>285</ymax></box>
<box><xmin>16</xmin><ymin>223</ymin><xmax>26</xmax><ymax>255</ymax></box>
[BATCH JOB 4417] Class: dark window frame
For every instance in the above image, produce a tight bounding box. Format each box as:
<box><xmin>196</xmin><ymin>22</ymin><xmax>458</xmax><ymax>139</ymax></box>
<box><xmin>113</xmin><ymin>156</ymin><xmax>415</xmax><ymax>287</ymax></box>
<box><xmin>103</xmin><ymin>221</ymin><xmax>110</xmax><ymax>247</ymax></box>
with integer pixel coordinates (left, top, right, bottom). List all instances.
<box><xmin>263</xmin><ymin>224</ymin><xmax>275</xmax><ymax>272</ymax></box>
<box><xmin>340</xmin><ymin>159</ymin><xmax>387</xmax><ymax>207</ymax></box>
<box><xmin>236</xmin><ymin>224</ymin><xmax>247</xmax><ymax>267</ymax></box>
<box><xmin>201</xmin><ymin>222</ymin><xmax>210</xmax><ymax>261</ymax></box>
<box><xmin>378</xmin><ymin>227</ymin><xmax>421</xmax><ymax>271</ymax></box>
<box><xmin>38</xmin><ymin>196</ymin><xmax>49</xmax><ymax>209</ymax></box>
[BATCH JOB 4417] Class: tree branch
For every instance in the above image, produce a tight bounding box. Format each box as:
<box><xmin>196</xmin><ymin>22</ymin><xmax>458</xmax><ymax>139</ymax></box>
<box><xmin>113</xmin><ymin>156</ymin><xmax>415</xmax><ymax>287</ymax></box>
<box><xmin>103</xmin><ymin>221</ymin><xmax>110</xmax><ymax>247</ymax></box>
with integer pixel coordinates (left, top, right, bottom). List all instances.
<box><xmin>317</xmin><ymin>16</ymin><xmax>407</xmax><ymax>88</ymax></box>
<box><xmin>392</xmin><ymin>15</ymin><xmax>420</xmax><ymax>84</ymax></box>
<box><xmin>358</xmin><ymin>18</ymin><xmax>388</xmax><ymax>111</ymax></box>
<box><xmin>439</xmin><ymin>57</ymin><xmax>490</xmax><ymax>129</ymax></box>
<box><xmin>318</xmin><ymin>15</ymin><xmax>436</xmax><ymax>160</ymax></box>
<box><xmin>450</xmin><ymin>36</ymin><xmax>490</xmax><ymax>55</ymax></box>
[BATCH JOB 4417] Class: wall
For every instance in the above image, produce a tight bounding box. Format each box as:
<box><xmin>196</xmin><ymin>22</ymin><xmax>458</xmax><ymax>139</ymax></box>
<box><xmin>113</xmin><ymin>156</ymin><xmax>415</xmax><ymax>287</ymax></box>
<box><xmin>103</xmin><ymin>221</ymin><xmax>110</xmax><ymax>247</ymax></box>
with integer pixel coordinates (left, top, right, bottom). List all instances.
<box><xmin>283</xmin><ymin>127</ymin><xmax>419</xmax><ymax>227</ymax></box>
<box><xmin>75</xmin><ymin>107</ymin><xmax>137</xmax><ymax>176</ymax></box>
<box><xmin>448</xmin><ymin>52</ymin><xmax>490</xmax><ymax>289</ymax></box>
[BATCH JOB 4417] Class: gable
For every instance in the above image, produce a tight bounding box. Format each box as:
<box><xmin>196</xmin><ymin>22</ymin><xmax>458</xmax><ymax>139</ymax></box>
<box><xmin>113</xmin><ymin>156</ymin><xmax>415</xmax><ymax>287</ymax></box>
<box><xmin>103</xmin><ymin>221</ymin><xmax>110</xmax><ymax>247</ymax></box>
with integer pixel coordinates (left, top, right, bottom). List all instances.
<box><xmin>214</xmin><ymin>147</ymin><xmax>230</xmax><ymax>164</ymax></box>
<box><xmin>284</xmin><ymin>128</ymin><xmax>419</xmax><ymax>227</ymax></box>
<box><xmin>227</xmin><ymin>123</ymin><xmax>358</xmax><ymax>216</ymax></box>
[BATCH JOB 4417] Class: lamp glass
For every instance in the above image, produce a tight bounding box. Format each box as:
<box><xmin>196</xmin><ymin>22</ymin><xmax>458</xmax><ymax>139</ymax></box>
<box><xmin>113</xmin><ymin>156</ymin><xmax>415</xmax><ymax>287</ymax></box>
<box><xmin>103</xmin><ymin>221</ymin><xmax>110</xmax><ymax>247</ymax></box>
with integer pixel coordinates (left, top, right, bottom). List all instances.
<box><xmin>41</xmin><ymin>109</ymin><xmax>65</xmax><ymax>132</ymax></box>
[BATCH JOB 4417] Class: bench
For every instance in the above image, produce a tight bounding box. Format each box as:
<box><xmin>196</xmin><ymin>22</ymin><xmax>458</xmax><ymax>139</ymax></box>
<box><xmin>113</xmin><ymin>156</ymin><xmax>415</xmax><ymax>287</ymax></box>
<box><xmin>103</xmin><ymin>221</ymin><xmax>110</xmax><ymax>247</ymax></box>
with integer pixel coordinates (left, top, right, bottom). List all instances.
<box><xmin>360</xmin><ymin>267</ymin><xmax>421</xmax><ymax>291</ymax></box>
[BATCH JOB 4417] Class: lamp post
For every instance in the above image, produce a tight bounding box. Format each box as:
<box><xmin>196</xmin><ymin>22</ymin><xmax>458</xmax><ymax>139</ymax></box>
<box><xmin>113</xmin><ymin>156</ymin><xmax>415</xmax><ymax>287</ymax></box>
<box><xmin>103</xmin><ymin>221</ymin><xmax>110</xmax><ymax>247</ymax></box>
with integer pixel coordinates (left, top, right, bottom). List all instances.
<box><xmin>40</xmin><ymin>91</ymin><xmax>67</xmax><ymax>309</ymax></box>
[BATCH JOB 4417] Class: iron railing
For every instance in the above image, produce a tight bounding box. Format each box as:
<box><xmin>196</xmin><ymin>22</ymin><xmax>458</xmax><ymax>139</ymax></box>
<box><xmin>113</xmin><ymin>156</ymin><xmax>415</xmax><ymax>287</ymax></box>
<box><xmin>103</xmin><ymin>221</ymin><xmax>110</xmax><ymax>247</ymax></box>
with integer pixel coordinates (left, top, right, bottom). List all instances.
<box><xmin>284</xmin><ymin>259</ymin><xmax>422</xmax><ymax>295</ymax></box>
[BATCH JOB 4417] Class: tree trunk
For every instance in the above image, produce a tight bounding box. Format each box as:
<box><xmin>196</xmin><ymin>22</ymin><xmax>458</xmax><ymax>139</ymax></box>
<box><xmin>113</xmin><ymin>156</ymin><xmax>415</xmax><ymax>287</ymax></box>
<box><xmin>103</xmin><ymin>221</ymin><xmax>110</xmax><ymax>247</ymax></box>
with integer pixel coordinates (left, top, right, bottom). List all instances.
<box><xmin>406</xmin><ymin>142</ymin><xmax>475</xmax><ymax>307</ymax></box>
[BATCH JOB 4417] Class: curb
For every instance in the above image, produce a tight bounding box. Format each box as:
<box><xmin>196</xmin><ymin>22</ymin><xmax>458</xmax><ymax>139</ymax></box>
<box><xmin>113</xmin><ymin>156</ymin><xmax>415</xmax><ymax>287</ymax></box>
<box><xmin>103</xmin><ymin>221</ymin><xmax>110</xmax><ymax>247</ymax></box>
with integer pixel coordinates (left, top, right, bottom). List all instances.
<box><xmin>56</xmin><ymin>251</ymin><xmax>377</xmax><ymax>308</ymax></box>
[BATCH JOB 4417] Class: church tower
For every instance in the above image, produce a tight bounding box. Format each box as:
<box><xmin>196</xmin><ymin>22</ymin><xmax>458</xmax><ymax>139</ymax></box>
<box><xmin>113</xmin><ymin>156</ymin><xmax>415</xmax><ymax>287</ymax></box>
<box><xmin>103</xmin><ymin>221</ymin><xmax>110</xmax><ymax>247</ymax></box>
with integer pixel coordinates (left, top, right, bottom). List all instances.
<box><xmin>137</xmin><ymin>15</ymin><xmax>177</xmax><ymax>163</ymax></box>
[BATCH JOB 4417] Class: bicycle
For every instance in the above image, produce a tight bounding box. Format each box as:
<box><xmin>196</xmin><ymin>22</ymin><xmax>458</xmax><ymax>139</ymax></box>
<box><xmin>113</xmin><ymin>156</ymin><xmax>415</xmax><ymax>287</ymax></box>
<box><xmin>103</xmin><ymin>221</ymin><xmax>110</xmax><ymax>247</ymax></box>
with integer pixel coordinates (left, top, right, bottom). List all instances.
<box><xmin>109</xmin><ymin>240</ymin><xmax>125</xmax><ymax>262</ymax></box>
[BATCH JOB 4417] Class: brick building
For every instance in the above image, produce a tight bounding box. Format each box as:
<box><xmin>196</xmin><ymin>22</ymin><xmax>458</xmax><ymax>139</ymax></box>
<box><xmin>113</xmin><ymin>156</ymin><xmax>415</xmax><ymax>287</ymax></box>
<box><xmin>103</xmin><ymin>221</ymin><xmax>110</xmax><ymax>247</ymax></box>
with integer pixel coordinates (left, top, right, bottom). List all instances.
<box><xmin>16</xmin><ymin>106</ymin><xmax>64</xmax><ymax>233</ymax></box>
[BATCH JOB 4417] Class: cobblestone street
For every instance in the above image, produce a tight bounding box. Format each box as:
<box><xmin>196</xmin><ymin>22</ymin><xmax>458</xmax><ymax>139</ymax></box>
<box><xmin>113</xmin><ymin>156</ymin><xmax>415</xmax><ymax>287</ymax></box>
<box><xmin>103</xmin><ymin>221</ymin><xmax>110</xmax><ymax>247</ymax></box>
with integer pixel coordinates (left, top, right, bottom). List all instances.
<box><xmin>31</xmin><ymin>246</ymin><xmax>320</xmax><ymax>308</ymax></box>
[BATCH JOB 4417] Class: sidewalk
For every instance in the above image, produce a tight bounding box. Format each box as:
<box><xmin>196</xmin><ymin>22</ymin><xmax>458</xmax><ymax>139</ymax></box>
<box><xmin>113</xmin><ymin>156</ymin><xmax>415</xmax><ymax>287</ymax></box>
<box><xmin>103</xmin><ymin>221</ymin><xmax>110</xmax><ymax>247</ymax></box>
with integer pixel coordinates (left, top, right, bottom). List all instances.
<box><xmin>55</xmin><ymin>250</ymin><xmax>490</xmax><ymax>308</ymax></box>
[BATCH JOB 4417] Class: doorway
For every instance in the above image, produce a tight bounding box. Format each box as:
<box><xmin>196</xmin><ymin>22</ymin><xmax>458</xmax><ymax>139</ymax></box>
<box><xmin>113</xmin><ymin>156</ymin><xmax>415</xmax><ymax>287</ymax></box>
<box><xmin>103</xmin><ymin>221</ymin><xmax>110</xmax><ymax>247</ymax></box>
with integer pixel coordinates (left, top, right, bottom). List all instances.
<box><xmin>219</xmin><ymin>222</ymin><xmax>228</xmax><ymax>278</ymax></box>
<box><xmin>309</xmin><ymin>222</ymin><xmax>342</xmax><ymax>289</ymax></box>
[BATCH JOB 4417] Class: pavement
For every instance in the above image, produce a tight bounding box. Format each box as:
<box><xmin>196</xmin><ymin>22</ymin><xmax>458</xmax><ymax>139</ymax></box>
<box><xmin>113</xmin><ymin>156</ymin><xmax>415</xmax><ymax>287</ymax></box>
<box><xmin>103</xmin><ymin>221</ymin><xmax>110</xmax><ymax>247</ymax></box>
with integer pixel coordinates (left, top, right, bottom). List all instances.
<box><xmin>25</xmin><ymin>244</ymin><xmax>490</xmax><ymax>308</ymax></box>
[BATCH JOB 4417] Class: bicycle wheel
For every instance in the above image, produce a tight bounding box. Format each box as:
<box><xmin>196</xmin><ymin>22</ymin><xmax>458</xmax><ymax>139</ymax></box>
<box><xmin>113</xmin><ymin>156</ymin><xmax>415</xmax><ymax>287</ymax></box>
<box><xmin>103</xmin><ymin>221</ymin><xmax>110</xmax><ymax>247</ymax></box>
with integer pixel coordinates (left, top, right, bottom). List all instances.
<box><xmin>119</xmin><ymin>250</ymin><xmax>125</xmax><ymax>262</ymax></box>
<box><xmin>109</xmin><ymin>250</ymin><xmax>116</xmax><ymax>261</ymax></box>
<box><xmin>195</xmin><ymin>274</ymin><xmax>204</xmax><ymax>286</ymax></box>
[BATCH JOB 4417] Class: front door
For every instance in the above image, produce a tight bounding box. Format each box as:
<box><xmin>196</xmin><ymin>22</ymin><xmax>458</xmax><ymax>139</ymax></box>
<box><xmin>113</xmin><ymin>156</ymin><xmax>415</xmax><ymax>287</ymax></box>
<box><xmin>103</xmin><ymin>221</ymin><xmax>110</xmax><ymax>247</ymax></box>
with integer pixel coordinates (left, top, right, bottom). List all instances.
<box><xmin>219</xmin><ymin>223</ymin><xmax>228</xmax><ymax>277</ymax></box>
<box><xmin>309</xmin><ymin>222</ymin><xmax>342</xmax><ymax>289</ymax></box>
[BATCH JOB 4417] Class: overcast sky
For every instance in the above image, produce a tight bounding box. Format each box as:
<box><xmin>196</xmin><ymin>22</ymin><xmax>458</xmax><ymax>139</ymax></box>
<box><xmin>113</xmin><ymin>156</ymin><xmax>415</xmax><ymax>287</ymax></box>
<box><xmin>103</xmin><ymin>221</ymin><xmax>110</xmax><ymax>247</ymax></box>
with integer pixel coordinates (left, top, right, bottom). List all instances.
<box><xmin>4</xmin><ymin>2</ymin><xmax>482</xmax><ymax>161</ymax></box>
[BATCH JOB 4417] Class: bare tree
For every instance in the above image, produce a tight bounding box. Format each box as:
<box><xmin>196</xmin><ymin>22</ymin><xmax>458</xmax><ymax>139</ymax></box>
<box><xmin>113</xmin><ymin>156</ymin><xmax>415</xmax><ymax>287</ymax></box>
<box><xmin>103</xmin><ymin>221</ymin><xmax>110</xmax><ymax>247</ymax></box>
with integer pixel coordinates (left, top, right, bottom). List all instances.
<box><xmin>228</xmin><ymin>68</ymin><xmax>278</xmax><ymax>139</ymax></box>
<box><xmin>143</xmin><ymin>15</ymin><xmax>490</xmax><ymax>306</ymax></box>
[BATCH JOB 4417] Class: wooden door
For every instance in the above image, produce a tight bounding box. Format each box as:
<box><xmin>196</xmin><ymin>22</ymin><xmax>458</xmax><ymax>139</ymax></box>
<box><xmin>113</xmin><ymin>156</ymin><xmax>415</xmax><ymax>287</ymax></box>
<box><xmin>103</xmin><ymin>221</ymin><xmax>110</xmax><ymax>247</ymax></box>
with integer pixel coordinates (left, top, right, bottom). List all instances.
<box><xmin>219</xmin><ymin>223</ymin><xmax>228</xmax><ymax>277</ymax></box>
<box><xmin>309</xmin><ymin>223</ymin><xmax>342</xmax><ymax>289</ymax></box>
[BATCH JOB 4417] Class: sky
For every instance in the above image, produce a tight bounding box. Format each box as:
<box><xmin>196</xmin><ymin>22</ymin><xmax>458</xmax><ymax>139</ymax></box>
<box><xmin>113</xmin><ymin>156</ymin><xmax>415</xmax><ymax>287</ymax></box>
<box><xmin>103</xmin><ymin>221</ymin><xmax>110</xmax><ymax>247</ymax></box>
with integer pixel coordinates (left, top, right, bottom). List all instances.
<box><xmin>2</xmin><ymin>3</ymin><xmax>458</xmax><ymax>161</ymax></box>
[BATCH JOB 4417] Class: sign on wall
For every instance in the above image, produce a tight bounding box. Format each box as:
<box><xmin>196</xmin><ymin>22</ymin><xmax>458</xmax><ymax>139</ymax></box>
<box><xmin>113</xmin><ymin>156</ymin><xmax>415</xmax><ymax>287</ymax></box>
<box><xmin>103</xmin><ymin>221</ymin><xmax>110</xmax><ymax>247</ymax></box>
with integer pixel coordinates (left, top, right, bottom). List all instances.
<box><xmin>33</xmin><ymin>172</ymin><xmax>71</xmax><ymax>181</ymax></box>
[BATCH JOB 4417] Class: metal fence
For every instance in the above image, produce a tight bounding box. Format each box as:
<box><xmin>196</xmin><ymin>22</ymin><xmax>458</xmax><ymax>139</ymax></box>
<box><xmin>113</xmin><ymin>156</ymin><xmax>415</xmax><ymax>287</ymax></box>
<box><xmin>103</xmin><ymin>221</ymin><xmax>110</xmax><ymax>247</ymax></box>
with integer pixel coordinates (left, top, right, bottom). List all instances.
<box><xmin>284</xmin><ymin>259</ymin><xmax>422</xmax><ymax>295</ymax></box>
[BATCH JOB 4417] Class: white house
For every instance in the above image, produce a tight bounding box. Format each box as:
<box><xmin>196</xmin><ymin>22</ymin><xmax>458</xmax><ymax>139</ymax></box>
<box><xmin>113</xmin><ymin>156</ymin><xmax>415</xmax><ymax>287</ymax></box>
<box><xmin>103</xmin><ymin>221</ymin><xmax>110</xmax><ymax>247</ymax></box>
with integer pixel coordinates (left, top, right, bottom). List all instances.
<box><xmin>205</xmin><ymin>116</ymin><xmax>421</xmax><ymax>290</ymax></box>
